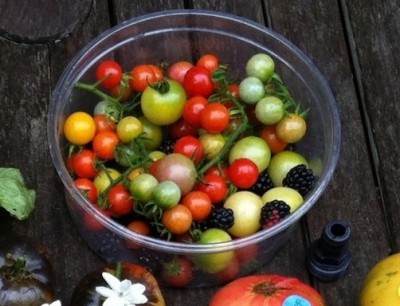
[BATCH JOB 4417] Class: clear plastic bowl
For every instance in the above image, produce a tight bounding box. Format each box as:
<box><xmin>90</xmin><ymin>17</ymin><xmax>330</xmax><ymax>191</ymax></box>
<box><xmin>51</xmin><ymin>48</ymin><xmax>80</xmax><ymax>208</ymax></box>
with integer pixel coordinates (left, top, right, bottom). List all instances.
<box><xmin>48</xmin><ymin>9</ymin><xmax>340</xmax><ymax>287</ymax></box>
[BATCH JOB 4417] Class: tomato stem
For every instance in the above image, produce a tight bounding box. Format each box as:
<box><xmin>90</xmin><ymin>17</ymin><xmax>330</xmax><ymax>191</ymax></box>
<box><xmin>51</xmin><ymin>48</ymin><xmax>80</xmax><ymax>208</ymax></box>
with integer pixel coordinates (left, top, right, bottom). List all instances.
<box><xmin>115</xmin><ymin>262</ymin><xmax>122</xmax><ymax>279</ymax></box>
<box><xmin>76</xmin><ymin>82</ymin><xmax>120</xmax><ymax>104</ymax></box>
<box><xmin>198</xmin><ymin>95</ymin><xmax>249</xmax><ymax>176</ymax></box>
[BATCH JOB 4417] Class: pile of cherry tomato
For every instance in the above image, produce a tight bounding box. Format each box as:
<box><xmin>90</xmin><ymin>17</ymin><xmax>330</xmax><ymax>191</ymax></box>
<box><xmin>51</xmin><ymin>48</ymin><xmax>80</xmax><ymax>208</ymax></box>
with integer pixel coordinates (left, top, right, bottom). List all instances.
<box><xmin>64</xmin><ymin>52</ymin><xmax>311</xmax><ymax>245</ymax></box>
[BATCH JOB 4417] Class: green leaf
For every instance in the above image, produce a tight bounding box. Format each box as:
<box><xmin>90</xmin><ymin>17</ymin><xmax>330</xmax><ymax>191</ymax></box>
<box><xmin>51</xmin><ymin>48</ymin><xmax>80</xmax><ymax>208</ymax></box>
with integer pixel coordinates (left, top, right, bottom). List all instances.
<box><xmin>0</xmin><ymin>168</ymin><xmax>36</xmax><ymax>220</ymax></box>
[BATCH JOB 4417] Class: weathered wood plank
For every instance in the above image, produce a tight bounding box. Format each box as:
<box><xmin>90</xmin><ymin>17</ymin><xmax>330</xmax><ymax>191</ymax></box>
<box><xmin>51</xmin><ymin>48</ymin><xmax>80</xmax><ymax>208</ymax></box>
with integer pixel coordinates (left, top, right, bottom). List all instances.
<box><xmin>346</xmin><ymin>0</ymin><xmax>400</xmax><ymax>251</ymax></box>
<box><xmin>267</xmin><ymin>0</ymin><xmax>391</xmax><ymax>304</ymax></box>
<box><xmin>0</xmin><ymin>0</ymin><xmax>397</xmax><ymax>304</ymax></box>
<box><xmin>112</xmin><ymin>0</ymin><xmax>185</xmax><ymax>22</ymax></box>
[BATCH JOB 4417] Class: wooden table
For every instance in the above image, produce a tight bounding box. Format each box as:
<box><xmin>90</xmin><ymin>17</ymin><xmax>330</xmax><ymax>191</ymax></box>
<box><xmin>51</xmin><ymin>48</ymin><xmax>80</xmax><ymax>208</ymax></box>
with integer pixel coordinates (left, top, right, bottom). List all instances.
<box><xmin>0</xmin><ymin>1</ymin><xmax>398</xmax><ymax>305</ymax></box>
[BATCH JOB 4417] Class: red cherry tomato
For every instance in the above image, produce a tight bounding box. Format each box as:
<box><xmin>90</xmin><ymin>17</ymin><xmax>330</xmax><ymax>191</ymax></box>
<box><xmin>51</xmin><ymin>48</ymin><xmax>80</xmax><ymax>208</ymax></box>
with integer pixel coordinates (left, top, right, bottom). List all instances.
<box><xmin>227</xmin><ymin>83</ymin><xmax>240</xmax><ymax>98</ymax></box>
<box><xmin>168</xmin><ymin>61</ymin><xmax>194</xmax><ymax>84</ymax></box>
<box><xmin>183</xmin><ymin>66</ymin><xmax>214</xmax><ymax>98</ymax></box>
<box><xmin>109</xmin><ymin>78</ymin><xmax>132</xmax><ymax>101</ymax></box>
<box><xmin>205</xmin><ymin>165</ymin><xmax>229</xmax><ymax>180</ymax></box>
<box><xmin>83</xmin><ymin>205</ymin><xmax>112</xmax><ymax>231</ymax></box>
<box><xmin>183</xmin><ymin>95</ymin><xmax>208</xmax><ymax>128</ymax></box>
<box><xmin>228</xmin><ymin>158</ymin><xmax>259</xmax><ymax>189</ymax></box>
<box><xmin>196</xmin><ymin>54</ymin><xmax>220</xmax><ymax>73</ymax></box>
<box><xmin>107</xmin><ymin>184</ymin><xmax>134</xmax><ymax>216</ymax></box>
<box><xmin>74</xmin><ymin>178</ymin><xmax>98</xmax><ymax>204</ymax></box>
<box><xmin>200</xmin><ymin>103</ymin><xmax>230</xmax><ymax>134</ymax></box>
<box><xmin>92</xmin><ymin>130</ymin><xmax>120</xmax><ymax>160</ymax></box>
<box><xmin>161</xmin><ymin>257</ymin><xmax>193</xmax><ymax>288</ymax></box>
<box><xmin>130</xmin><ymin>64</ymin><xmax>158</xmax><ymax>92</ymax></box>
<box><xmin>260</xmin><ymin>124</ymin><xmax>288</xmax><ymax>154</ymax></box>
<box><xmin>195</xmin><ymin>173</ymin><xmax>228</xmax><ymax>204</ymax></box>
<box><xmin>148</xmin><ymin>64</ymin><xmax>164</xmax><ymax>80</ymax></box>
<box><xmin>182</xmin><ymin>191</ymin><xmax>212</xmax><ymax>221</ymax></box>
<box><xmin>94</xmin><ymin>114</ymin><xmax>116</xmax><ymax>134</ymax></box>
<box><xmin>173</xmin><ymin>136</ymin><xmax>204</xmax><ymax>164</ymax></box>
<box><xmin>214</xmin><ymin>255</ymin><xmax>240</xmax><ymax>282</ymax></box>
<box><xmin>68</xmin><ymin>149</ymin><xmax>97</xmax><ymax>179</ymax></box>
<box><xmin>95</xmin><ymin>60</ymin><xmax>123</xmax><ymax>90</ymax></box>
<box><xmin>168</xmin><ymin>118</ymin><xmax>197</xmax><ymax>139</ymax></box>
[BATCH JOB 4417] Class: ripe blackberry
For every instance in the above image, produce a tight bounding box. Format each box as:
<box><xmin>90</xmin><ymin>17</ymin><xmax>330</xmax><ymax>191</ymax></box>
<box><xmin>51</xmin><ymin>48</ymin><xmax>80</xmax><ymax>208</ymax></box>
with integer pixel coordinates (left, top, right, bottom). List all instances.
<box><xmin>206</xmin><ymin>206</ymin><xmax>234</xmax><ymax>230</ymax></box>
<box><xmin>260</xmin><ymin>200</ymin><xmax>291</xmax><ymax>229</ymax></box>
<box><xmin>283</xmin><ymin>164</ymin><xmax>315</xmax><ymax>196</ymax></box>
<box><xmin>249</xmin><ymin>170</ymin><xmax>273</xmax><ymax>195</ymax></box>
<box><xmin>158</xmin><ymin>138</ymin><xmax>175</xmax><ymax>154</ymax></box>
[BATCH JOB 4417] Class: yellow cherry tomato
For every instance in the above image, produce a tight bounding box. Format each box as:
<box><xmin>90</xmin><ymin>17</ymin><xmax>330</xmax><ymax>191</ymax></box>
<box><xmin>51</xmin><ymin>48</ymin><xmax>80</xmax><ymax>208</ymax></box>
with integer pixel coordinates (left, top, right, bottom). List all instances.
<box><xmin>63</xmin><ymin>112</ymin><xmax>96</xmax><ymax>145</ymax></box>
<box><xmin>116</xmin><ymin>116</ymin><xmax>143</xmax><ymax>143</ymax></box>
<box><xmin>93</xmin><ymin>168</ymin><xmax>121</xmax><ymax>194</ymax></box>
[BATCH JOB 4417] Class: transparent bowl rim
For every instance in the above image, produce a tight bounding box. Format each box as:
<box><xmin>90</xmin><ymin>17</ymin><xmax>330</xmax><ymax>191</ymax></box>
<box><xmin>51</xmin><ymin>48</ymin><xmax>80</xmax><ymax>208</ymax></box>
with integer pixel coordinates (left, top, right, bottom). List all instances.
<box><xmin>48</xmin><ymin>9</ymin><xmax>341</xmax><ymax>255</ymax></box>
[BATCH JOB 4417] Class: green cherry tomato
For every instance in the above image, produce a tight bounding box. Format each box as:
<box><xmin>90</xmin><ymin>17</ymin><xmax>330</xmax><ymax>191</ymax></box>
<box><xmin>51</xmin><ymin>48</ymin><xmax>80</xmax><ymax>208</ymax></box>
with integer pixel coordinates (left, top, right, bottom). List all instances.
<box><xmin>93</xmin><ymin>100</ymin><xmax>120</xmax><ymax>122</ymax></box>
<box><xmin>152</xmin><ymin>181</ymin><xmax>181</xmax><ymax>209</ymax></box>
<box><xmin>129</xmin><ymin>173</ymin><xmax>159</xmax><ymax>203</ymax></box>
<box><xmin>194</xmin><ymin>228</ymin><xmax>234</xmax><ymax>273</ymax></box>
<box><xmin>229</xmin><ymin>136</ymin><xmax>271</xmax><ymax>172</ymax></box>
<box><xmin>261</xmin><ymin>186</ymin><xmax>303</xmax><ymax>212</ymax></box>
<box><xmin>138</xmin><ymin>116</ymin><xmax>163</xmax><ymax>151</ymax></box>
<box><xmin>199</xmin><ymin>133</ymin><xmax>226</xmax><ymax>160</ymax></box>
<box><xmin>114</xmin><ymin>144</ymin><xmax>140</xmax><ymax>167</ymax></box>
<box><xmin>255</xmin><ymin>96</ymin><xmax>285</xmax><ymax>125</ymax></box>
<box><xmin>245</xmin><ymin>53</ymin><xmax>275</xmax><ymax>82</ymax></box>
<box><xmin>239</xmin><ymin>76</ymin><xmax>265</xmax><ymax>104</ymax></box>
<box><xmin>267</xmin><ymin>150</ymin><xmax>308</xmax><ymax>187</ymax></box>
<box><xmin>141</xmin><ymin>79</ymin><xmax>187</xmax><ymax>126</ymax></box>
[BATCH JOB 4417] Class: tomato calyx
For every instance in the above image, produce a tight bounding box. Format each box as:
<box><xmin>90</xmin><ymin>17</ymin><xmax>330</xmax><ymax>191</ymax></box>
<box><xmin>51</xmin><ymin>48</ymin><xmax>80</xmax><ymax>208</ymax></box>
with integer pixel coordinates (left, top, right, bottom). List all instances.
<box><xmin>149</xmin><ymin>78</ymin><xmax>170</xmax><ymax>94</ymax></box>
<box><xmin>0</xmin><ymin>254</ymin><xmax>32</xmax><ymax>282</ymax></box>
<box><xmin>252</xmin><ymin>280</ymin><xmax>285</xmax><ymax>296</ymax></box>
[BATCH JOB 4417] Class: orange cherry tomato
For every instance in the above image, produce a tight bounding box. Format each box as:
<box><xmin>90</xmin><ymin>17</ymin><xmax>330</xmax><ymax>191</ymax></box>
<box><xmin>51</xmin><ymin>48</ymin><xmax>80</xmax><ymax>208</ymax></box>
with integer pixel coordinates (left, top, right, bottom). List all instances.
<box><xmin>197</xmin><ymin>53</ymin><xmax>220</xmax><ymax>73</ymax></box>
<box><xmin>162</xmin><ymin>204</ymin><xmax>193</xmax><ymax>235</ymax></box>
<box><xmin>276</xmin><ymin>113</ymin><xmax>307</xmax><ymax>143</ymax></box>
<box><xmin>126</xmin><ymin>220</ymin><xmax>152</xmax><ymax>249</ymax></box>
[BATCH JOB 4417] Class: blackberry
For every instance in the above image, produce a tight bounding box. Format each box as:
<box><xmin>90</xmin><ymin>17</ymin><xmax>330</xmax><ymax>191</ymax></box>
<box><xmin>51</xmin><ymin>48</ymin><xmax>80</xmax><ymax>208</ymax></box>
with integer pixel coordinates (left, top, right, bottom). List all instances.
<box><xmin>158</xmin><ymin>138</ymin><xmax>175</xmax><ymax>154</ymax></box>
<box><xmin>249</xmin><ymin>170</ymin><xmax>273</xmax><ymax>195</ymax></box>
<box><xmin>283</xmin><ymin>164</ymin><xmax>315</xmax><ymax>196</ymax></box>
<box><xmin>260</xmin><ymin>200</ymin><xmax>291</xmax><ymax>229</ymax></box>
<box><xmin>206</xmin><ymin>206</ymin><xmax>234</xmax><ymax>230</ymax></box>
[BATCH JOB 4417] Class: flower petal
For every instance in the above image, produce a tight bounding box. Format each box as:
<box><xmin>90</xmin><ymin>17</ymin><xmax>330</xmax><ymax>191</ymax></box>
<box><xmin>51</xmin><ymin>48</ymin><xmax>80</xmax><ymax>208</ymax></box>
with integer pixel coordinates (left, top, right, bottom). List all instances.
<box><xmin>103</xmin><ymin>296</ymin><xmax>127</xmax><ymax>306</ymax></box>
<box><xmin>102</xmin><ymin>272</ymin><xmax>122</xmax><ymax>293</ymax></box>
<box><xmin>119</xmin><ymin>279</ymin><xmax>133</xmax><ymax>292</ymax></box>
<box><xmin>95</xmin><ymin>286</ymin><xmax>117</xmax><ymax>298</ymax></box>
<box><xmin>123</xmin><ymin>283</ymin><xmax>148</xmax><ymax>304</ymax></box>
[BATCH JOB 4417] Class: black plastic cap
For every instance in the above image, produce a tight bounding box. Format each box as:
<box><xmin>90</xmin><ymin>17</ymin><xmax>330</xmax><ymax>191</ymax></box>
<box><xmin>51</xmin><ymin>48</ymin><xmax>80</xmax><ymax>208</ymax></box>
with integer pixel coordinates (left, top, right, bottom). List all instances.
<box><xmin>306</xmin><ymin>220</ymin><xmax>351</xmax><ymax>282</ymax></box>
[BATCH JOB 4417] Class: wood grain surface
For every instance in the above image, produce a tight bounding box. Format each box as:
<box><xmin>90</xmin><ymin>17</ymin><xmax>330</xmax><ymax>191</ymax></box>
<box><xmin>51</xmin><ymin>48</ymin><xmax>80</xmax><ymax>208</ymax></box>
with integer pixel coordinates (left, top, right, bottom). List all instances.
<box><xmin>0</xmin><ymin>1</ymin><xmax>398</xmax><ymax>305</ymax></box>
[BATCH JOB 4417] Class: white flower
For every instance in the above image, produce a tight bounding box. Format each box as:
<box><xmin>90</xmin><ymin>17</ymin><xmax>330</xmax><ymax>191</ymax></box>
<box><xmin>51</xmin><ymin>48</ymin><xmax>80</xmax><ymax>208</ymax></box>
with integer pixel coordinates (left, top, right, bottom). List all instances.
<box><xmin>96</xmin><ymin>272</ymin><xmax>148</xmax><ymax>306</ymax></box>
<box><xmin>41</xmin><ymin>301</ymin><xmax>62</xmax><ymax>306</ymax></box>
